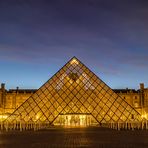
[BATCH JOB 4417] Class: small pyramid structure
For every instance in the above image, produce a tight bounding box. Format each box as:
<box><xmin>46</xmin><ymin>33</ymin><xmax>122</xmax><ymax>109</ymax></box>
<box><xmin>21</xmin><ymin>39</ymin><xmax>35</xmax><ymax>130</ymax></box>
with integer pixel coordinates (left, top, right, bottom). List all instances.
<box><xmin>5</xmin><ymin>57</ymin><xmax>141</xmax><ymax>125</ymax></box>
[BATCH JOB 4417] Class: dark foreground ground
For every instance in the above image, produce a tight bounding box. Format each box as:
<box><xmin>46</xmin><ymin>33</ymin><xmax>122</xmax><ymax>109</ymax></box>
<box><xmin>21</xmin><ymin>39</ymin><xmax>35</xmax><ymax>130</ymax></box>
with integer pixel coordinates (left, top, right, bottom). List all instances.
<box><xmin>0</xmin><ymin>127</ymin><xmax>148</xmax><ymax>148</ymax></box>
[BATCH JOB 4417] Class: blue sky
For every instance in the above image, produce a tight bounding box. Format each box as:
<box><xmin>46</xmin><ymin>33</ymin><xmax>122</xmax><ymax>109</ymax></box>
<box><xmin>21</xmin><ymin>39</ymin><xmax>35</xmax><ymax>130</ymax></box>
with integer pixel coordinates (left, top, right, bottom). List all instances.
<box><xmin>0</xmin><ymin>0</ymin><xmax>148</xmax><ymax>90</ymax></box>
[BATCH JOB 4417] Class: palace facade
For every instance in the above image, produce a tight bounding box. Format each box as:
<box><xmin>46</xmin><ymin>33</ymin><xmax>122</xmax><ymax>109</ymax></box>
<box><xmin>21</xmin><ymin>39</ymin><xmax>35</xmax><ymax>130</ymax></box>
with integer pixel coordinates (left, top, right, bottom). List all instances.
<box><xmin>0</xmin><ymin>57</ymin><xmax>148</xmax><ymax>126</ymax></box>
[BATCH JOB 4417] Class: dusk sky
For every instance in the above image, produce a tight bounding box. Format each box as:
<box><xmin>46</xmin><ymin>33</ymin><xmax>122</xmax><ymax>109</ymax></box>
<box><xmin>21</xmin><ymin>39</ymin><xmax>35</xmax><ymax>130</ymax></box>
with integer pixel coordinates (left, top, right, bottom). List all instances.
<box><xmin>0</xmin><ymin>0</ymin><xmax>148</xmax><ymax>90</ymax></box>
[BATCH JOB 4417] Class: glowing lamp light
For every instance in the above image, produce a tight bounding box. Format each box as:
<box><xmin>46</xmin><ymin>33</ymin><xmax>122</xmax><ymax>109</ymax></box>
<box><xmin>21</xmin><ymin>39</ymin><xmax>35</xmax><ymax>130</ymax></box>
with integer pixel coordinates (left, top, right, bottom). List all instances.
<box><xmin>141</xmin><ymin>114</ymin><xmax>147</xmax><ymax>120</ymax></box>
<box><xmin>0</xmin><ymin>115</ymin><xmax>8</xmax><ymax>120</ymax></box>
<box><xmin>69</xmin><ymin>80</ymin><xmax>73</xmax><ymax>84</ymax></box>
<box><xmin>36</xmin><ymin>115</ymin><xmax>40</xmax><ymax>120</ymax></box>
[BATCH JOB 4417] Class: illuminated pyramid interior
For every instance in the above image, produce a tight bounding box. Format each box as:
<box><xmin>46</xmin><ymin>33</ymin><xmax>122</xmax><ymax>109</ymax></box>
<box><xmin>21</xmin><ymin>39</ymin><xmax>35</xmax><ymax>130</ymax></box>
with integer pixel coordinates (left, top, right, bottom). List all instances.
<box><xmin>5</xmin><ymin>57</ymin><xmax>141</xmax><ymax>126</ymax></box>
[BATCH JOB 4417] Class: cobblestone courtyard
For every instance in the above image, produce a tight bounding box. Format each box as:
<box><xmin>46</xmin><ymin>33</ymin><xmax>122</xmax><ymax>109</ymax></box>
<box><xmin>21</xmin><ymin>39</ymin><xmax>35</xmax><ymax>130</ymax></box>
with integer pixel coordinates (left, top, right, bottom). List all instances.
<box><xmin>0</xmin><ymin>127</ymin><xmax>148</xmax><ymax>148</ymax></box>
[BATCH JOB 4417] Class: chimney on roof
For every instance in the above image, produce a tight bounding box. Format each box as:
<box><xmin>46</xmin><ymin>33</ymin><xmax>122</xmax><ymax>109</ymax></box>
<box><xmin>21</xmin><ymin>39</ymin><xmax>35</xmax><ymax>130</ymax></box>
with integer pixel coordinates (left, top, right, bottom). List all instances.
<box><xmin>140</xmin><ymin>83</ymin><xmax>144</xmax><ymax>91</ymax></box>
<box><xmin>140</xmin><ymin>83</ymin><xmax>144</xmax><ymax>107</ymax></box>
<box><xmin>16</xmin><ymin>86</ymin><xmax>19</xmax><ymax>93</ymax></box>
<box><xmin>0</xmin><ymin>83</ymin><xmax>6</xmax><ymax>108</ymax></box>
<box><xmin>1</xmin><ymin>83</ymin><xmax>5</xmax><ymax>91</ymax></box>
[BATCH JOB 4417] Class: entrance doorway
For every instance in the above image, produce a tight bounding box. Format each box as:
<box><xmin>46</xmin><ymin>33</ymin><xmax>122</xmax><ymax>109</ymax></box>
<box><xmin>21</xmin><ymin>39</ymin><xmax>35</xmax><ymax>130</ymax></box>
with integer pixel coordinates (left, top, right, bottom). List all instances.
<box><xmin>54</xmin><ymin>113</ymin><xmax>92</xmax><ymax>127</ymax></box>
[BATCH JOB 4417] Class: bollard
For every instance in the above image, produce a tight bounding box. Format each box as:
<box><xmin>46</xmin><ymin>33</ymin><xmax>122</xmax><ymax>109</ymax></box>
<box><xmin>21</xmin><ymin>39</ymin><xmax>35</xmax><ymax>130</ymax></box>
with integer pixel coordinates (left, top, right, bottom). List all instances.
<box><xmin>131</xmin><ymin>122</ymin><xmax>134</xmax><ymax>130</ymax></box>
<box><xmin>146</xmin><ymin>120</ymin><xmax>148</xmax><ymax>130</ymax></box>
<box><xmin>125</xmin><ymin>122</ymin><xmax>127</xmax><ymax>130</ymax></box>
<box><xmin>6</xmin><ymin>122</ymin><xmax>8</xmax><ymax>132</ymax></box>
<box><xmin>127</xmin><ymin>122</ymin><xmax>129</xmax><ymax>130</ymax></box>
<box><xmin>113</xmin><ymin>123</ymin><xmax>115</xmax><ymax>130</ymax></box>
<box><xmin>34</xmin><ymin>123</ymin><xmax>36</xmax><ymax>131</ymax></box>
<box><xmin>1</xmin><ymin>122</ymin><xmax>3</xmax><ymax>131</ymax></box>
<box><xmin>39</xmin><ymin>122</ymin><xmax>41</xmax><ymax>130</ymax></box>
<box><xmin>0</xmin><ymin>122</ymin><xmax>2</xmax><ymax>131</ymax></box>
<box><xmin>20</xmin><ymin>122</ymin><xmax>22</xmax><ymax>132</ymax></box>
<box><xmin>117</xmin><ymin>122</ymin><xmax>120</xmax><ymax>130</ymax></box>
<box><xmin>142</xmin><ymin>121</ymin><xmax>144</xmax><ymax>130</ymax></box>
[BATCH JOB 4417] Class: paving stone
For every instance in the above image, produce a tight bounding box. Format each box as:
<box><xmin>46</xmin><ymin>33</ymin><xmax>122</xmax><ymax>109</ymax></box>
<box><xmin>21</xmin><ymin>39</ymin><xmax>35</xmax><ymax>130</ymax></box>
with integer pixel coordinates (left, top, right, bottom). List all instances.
<box><xmin>0</xmin><ymin>127</ymin><xmax>148</xmax><ymax>148</ymax></box>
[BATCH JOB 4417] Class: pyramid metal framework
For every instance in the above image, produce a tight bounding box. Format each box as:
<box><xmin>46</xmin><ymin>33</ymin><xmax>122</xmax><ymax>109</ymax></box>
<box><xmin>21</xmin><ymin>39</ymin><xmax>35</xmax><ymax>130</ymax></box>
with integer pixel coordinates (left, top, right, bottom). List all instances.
<box><xmin>5</xmin><ymin>57</ymin><xmax>141</xmax><ymax>124</ymax></box>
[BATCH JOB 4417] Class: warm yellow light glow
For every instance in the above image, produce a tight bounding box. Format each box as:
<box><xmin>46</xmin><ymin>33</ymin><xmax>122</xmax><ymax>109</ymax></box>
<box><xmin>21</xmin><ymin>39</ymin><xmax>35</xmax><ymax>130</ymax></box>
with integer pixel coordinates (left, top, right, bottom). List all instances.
<box><xmin>70</xmin><ymin>58</ymin><xmax>79</xmax><ymax>65</ymax></box>
<box><xmin>0</xmin><ymin>115</ymin><xmax>8</xmax><ymax>120</ymax></box>
<box><xmin>69</xmin><ymin>79</ymin><xmax>73</xmax><ymax>84</ymax></box>
<box><xmin>36</xmin><ymin>115</ymin><xmax>39</xmax><ymax>120</ymax></box>
<box><xmin>141</xmin><ymin>114</ymin><xmax>147</xmax><ymax>119</ymax></box>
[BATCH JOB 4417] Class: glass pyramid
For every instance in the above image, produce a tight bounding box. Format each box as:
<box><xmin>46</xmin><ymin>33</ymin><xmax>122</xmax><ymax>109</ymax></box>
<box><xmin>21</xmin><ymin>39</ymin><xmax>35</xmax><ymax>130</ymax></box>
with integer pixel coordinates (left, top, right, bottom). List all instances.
<box><xmin>4</xmin><ymin>57</ymin><xmax>141</xmax><ymax>125</ymax></box>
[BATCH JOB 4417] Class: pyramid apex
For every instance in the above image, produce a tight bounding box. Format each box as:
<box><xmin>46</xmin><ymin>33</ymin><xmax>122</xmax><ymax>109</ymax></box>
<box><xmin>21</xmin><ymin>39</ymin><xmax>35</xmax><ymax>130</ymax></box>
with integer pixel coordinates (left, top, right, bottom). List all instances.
<box><xmin>69</xmin><ymin>56</ymin><xmax>79</xmax><ymax>65</ymax></box>
<box><xmin>71</xmin><ymin>56</ymin><xmax>78</xmax><ymax>59</ymax></box>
